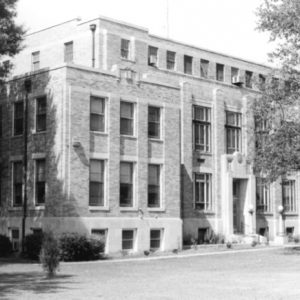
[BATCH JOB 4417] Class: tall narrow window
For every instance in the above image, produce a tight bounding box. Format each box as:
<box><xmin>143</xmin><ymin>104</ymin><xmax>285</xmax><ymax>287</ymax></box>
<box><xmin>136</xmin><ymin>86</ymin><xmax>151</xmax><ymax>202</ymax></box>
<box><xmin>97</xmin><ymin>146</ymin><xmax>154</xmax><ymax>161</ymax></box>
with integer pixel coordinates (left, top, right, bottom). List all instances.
<box><xmin>90</xmin><ymin>96</ymin><xmax>105</xmax><ymax>132</ymax></box>
<box><xmin>36</xmin><ymin>96</ymin><xmax>46</xmax><ymax>132</ymax></box>
<box><xmin>226</xmin><ymin>111</ymin><xmax>242</xmax><ymax>154</ymax></box>
<box><xmin>13</xmin><ymin>161</ymin><xmax>23</xmax><ymax>207</ymax></box>
<box><xmin>35</xmin><ymin>159</ymin><xmax>46</xmax><ymax>205</ymax></box>
<box><xmin>122</xmin><ymin>229</ymin><xmax>135</xmax><ymax>250</ymax></box>
<box><xmin>256</xmin><ymin>178</ymin><xmax>271</xmax><ymax>213</ymax></box>
<box><xmin>200</xmin><ymin>59</ymin><xmax>209</xmax><ymax>78</ymax></box>
<box><xmin>148</xmin><ymin>164</ymin><xmax>161</xmax><ymax>208</ymax></box>
<box><xmin>150</xmin><ymin>229</ymin><xmax>162</xmax><ymax>250</ymax></box>
<box><xmin>194</xmin><ymin>173</ymin><xmax>212</xmax><ymax>211</ymax></box>
<box><xmin>245</xmin><ymin>71</ymin><xmax>253</xmax><ymax>88</ymax></box>
<box><xmin>216</xmin><ymin>63</ymin><xmax>224</xmax><ymax>81</ymax></box>
<box><xmin>184</xmin><ymin>55</ymin><xmax>193</xmax><ymax>74</ymax></box>
<box><xmin>148</xmin><ymin>46</ymin><xmax>158</xmax><ymax>67</ymax></box>
<box><xmin>121</xmin><ymin>39</ymin><xmax>130</xmax><ymax>59</ymax></box>
<box><xmin>32</xmin><ymin>51</ymin><xmax>40</xmax><ymax>71</ymax></box>
<box><xmin>11</xmin><ymin>228</ymin><xmax>20</xmax><ymax>252</ymax></box>
<box><xmin>120</xmin><ymin>162</ymin><xmax>133</xmax><ymax>207</ymax></box>
<box><xmin>282</xmin><ymin>180</ymin><xmax>296</xmax><ymax>212</ymax></box>
<box><xmin>259</xmin><ymin>74</ymin><xmax>266</xmax><ymax>91</ymax></box>
<box><xmin>166</xmin><ymin>51</ymin><xmax>175</xmax><ymax>70</ymax></box>
<box><xmin>14</xmin><ymin>102</ymin><xmax>23</xmax><ymax>136</ymax></box>
<box><xmin>120</xmin><ymin>102</ymin><xmax>134</xmax><ymax>136</ymax></box>
<box><xmin>193</xmin><ymin>106</ymin><xmax>211</xmax><ymax>152</ymax></box>
<box><xmin>148</xmin><ymin>106</ymin><xmax>161</xmax><ymax>139</ymax></box>
<box><xmin>64</xmin><ymin>41</ymin><xmax>73</xmax><ymax>63</ymax></box>
<box><xmin>89</xmin><ymin>160</ymin><xmax>105</xmax><ymax>206</ymax></box>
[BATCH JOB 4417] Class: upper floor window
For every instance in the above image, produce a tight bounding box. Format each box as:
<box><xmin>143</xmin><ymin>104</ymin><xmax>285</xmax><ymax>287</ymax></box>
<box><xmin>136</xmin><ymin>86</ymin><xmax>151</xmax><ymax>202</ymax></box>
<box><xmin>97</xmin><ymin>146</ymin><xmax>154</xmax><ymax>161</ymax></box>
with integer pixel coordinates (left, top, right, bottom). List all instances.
<box><xmin>193</xmin><ymin>106</ymin><xmax>211</xmax><ymax>152</ymax></box>
<box><xmin>184</xmin><ymin>55</ymin><xmax>193</xmax><ymax>75</ymax></box>
<box><xmin>89</xmin><ymin>160</ymin><xmax>105</xmax><ymax>206</ymax></box>
<box><xmin>121</xmin><ymin>39</ymin><xmax>130</xmax><ymax>60</ymax></box>
<box><xmin>90</xmin><ymin>96</ymin><xmax>106</xmax><ymax>132</ymax></box>
<box><xmin>166</xmin><ymin>51</ymin><xmax>175</xmax><ymax>70</ymax></box>
<box><xmin>148</xmin><ymin>46</ymin><xmax>158</xmax><ymax>67</ymax></box>
<box><xmin>282</xmin><ymin>180</ymin><xmax>296</xmax><ymax>212</ymax></box>
<box><xmin>13</xmin><ymin>161</ymin><xmax>23</xmax><ymax>207</ymax></box>
<box><xmin>256</xmin><ymin>178</ymin><xmax>271</xmax><ymax>213</ymax></box>
<box><xmin>194</xmin><ymin>173</ymin><xmax>212</xmax><ymax>211</ymax></box>
<box><xmin>14</xmin><ymin>102</ymin><xmax>23</xmax><ymax>136</ymax></box>
<box><xmin>64</xmin><ymin>41</ymin><xmax>73</xmax><ymax>63</ymax></box>
<box><xmin>259</xmin><ymin>74</ymin><xmax>266</xmax><ymax>91</ymax></box>
<box><xmin>36</xmin><ymin>96</ymin><xmax>46</xmax><ymax>132</ymax></box>
<box><xmin>120</xmin><ymin>101</ymin><xmax>134</xmax><ymax>136</ymax></box>
<box><xmin>216</xmin><ymin>63</ymin><xmax>224</xmax><ymax>82</ymax></box>
<box><xmin>148</xmin><ymin>106</ymin><xmax>161</xmax><ymax>139</ymax></box>
<box><xmin>32</xmin><ymin>51</ymin><xmax>40</xmax><ymax>71</ymax></box>
<box><xmin>148</xmin><ymin>164</ymin><xmax>161</xmax><ymax>208</ymax></box>
<box><xmin>200</xmin><ymin>59</ymin><xmax>209</xmax><ymax>78</ymax></box>
<box><xmin>245</xmin><ymin>71</ymin><xmax>253</xmax><ymax>88</ymax></box>
<box><xmin>226</xmin><ymin>111</ymin><xmax>242</xmax><ymax>154</ymax></box>
<box><xmin>120</xmin><ymin>162</ymin><xmax>134</xmax><ymax>207</ymax></box>
<box><xmin>35</xmin><ymin>159</ymin><xmax>46</xmax><ymax>205</ymax></box>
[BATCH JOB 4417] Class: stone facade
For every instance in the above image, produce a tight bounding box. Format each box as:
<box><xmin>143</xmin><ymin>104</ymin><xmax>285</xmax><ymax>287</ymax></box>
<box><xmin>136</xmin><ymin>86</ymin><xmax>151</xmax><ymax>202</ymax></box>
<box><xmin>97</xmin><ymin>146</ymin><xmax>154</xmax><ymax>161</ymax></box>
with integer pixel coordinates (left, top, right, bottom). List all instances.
<box><xmin>0</xmin><ymin>16</ymin><xmax>299</xmax><ymax>253</ymax></box>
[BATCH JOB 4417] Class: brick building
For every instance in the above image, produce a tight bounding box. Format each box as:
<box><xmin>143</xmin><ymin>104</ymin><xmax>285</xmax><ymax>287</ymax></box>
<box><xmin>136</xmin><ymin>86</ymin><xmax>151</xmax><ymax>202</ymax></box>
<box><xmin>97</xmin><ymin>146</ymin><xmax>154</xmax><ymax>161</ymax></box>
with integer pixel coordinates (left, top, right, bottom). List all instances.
<box><xmin>0</xmin><ymin>16</ymin><xmax>299</xmax><ymax>253</ymax></box>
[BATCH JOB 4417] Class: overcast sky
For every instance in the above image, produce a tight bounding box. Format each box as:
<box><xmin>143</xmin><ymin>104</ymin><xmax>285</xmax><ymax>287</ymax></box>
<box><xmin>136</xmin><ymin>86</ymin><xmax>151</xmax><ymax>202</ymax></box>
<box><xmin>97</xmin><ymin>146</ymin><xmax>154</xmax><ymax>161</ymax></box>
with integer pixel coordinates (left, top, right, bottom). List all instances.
<box><xmin>16</xmin><ymin>0</ymin><xmax>275</xmax><ymax>65</ymax></box>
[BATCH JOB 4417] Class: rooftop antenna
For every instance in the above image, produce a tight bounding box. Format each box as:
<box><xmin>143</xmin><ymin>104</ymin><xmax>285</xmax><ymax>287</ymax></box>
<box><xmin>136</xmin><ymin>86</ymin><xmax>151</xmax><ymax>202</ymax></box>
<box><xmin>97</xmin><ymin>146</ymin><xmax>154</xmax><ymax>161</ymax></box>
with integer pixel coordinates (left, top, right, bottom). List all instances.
<box><xmin>166</xmin><ymin>0</ymin><xmax>170</xmax><ymax>38</ymax></box>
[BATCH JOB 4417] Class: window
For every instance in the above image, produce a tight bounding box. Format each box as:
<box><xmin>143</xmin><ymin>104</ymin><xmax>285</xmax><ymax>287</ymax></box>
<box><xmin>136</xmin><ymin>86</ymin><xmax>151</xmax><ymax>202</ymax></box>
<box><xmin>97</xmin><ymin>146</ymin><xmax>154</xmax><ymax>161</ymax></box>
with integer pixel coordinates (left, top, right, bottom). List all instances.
<box><xmin>36</xmin><ymin>96</ymin><xmax>46</xmax><ymax>132</ymax></box>
<box><xmin>194</xmin><ymin>173</ymin><xmax>212</xmax><ymax>211</ymax></box>
<box><xmin>148</xmin><ymin>106</ymin><xmax>161</xmax><ymax>139</ymax></box>
<box><xmin>148</xmin><ymin>46</ymin><xmax>158</xmax><ymax>67</ymax></box>
<box><xmin>32</xmin><ymin>51</ymin><xmax>40</xmax><ymax>71</ymax></box>
<box><xmin>90</xmin><ymin>96</ymin><xmax>105</xmax><ymax>132</ymax></box>
<box><xmin>166</xmin><ymin>51</ymin><xmax>175</xmax><ymax>70</ymax></box>
<box><xmin>64</xmin><ymin>41</ymin><xmax>73</xmax><ymax>63</ymax></box>
<box><xmin>150</xmin><ymin>229</ymin><xmax>162</xmax><ymax>250</ymax></box>
<box><xmin>122</xmin><ymin>229</ymin><xmax>135</xmax><ymax>250</ymax></box>
<box><xmin>13</xmin><ymin>161</ymin><xmax>23</xmax><ymax>207</ymax></box>
<box><xmin>11</xmin><ymin>228</ymin><xmax>20</xmax><ymax>252</ymax></box>
<box><xmin>14</xmin><ymin>102</ymin><xmax>23</xmax><ymax>136</ymax></box>
<box><xmin>91</xmin><ymin>229</ymin><xmax>107</xmax><ymax>252</ymax></box>
<box><xmin>226</xmin><ymin>111</ymin><xmax>242</xmax><ymax>154</ymax></box>
<box><xmin>184</xmin><ymin>55</ymin><xmax>193</xmax><ymax>75</ymax></box>
<box><xmin>120</xmin><ymin>162</ymin><xmax>133</xmax><ymax>207</ymax></box>
<box><xmin>259</xmin><ymin>74</ymin><xmax>266</xmax><ymax>91</ymax></box>
<box><xmin>282</xmin><ymin>180</ymin><xmax>296</xmax><ymax>212</ymax></box>
<box><xmin>193</xmin><ymin>106</ymin><xmax>211</xmax><ymax>152</ymax></box>
<box><xmin>256</xmin><ymin>178</ymin><xmax>271</xmax><ymax>213</ymax></box>
<box><xmin>89</xmin><ymin>160</ymin><xmax>105</xmax><ymax>206</ymax></box>
<box><xmin>120</xmin><ymin>101</ymin><xmax>134</xmax><ymax>136</ymax></box>
<box><xmin>121</xmin><ymin>39</ymin><xmax>130</xmax><ymax>59</ymax></box>
<box><xmin>255</xmin><ymin>118</ymin><xmax>269</xmax><ymax>150</ymax></box>
<box><xmin>231</xmin><ymin>67</ymin><xmax>239</xmax><ymax>82</ymax></box>
<box><xmin>148</xmin><ymin>164</ymin><xmax>161</xmax><ymax>208</ymax></box>
<box><xmin>216</xmin><ymin>63</ymin><xmax>224</xmax><ymax>81</ymax></box>
<box><xmin>245</xmin><ymin>71</ymin><xmax>253</xmax><ymax>88</ymax></box>
<box><xmin>35</xmin><ymin>159</ymin><xmax>46</xmax><ymax>205</ymax></box>
<box><xmin>200</xmin><ymin>59</ymin><xmax>209</xmax><ymax>78</ymax></box>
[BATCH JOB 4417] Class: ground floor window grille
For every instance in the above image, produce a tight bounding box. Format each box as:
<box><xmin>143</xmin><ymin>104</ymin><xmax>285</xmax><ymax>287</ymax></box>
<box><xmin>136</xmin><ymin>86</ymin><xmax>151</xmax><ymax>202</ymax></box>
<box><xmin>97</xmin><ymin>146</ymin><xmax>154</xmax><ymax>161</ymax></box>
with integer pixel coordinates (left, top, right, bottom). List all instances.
<box><xmin>122</xmin><ymin>229</ymin><xmax>135</xmax><ymax>250</ymax></box>
<box><xmin>150</xmin><ymin>229</ymin><xmax>162</xmax><ymax>250</ymax></box>
<box><xmin>282</xmin><ymin>180</ymin><xmax>296</xmax><ymax>212</ymax></box>
<box><xmin>194</xmin><ymin>173</ymin><xmax>212</xmax><ymax>211</ymax></box>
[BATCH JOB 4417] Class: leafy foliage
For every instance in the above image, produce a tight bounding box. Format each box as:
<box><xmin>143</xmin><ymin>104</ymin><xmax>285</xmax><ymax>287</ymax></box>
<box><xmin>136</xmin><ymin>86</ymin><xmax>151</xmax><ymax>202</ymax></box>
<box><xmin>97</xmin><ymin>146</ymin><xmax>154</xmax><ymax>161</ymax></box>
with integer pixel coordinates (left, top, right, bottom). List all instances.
<box><xmin>59</xmin><ymin>233</ymin><xmax>105</xmax><ymax>262</ymax></box>
<box><xmin>24</xmin><ymin>232</ymin><xmax>43</xmax><ymax>260</ymax></box>
<box><xmin>39</xmin><ymin>231</ymin><xmax>60</xmax><ymax>277</ymax></box>
<box><xmin>0</xmin><ymin>234</ymin><xmax>12</xmax><ymax>256</ymax></box>
<box><xmin>0</xmin><ymin>0</ymin><xmax>25</xmax><ymax>81</ymax></box>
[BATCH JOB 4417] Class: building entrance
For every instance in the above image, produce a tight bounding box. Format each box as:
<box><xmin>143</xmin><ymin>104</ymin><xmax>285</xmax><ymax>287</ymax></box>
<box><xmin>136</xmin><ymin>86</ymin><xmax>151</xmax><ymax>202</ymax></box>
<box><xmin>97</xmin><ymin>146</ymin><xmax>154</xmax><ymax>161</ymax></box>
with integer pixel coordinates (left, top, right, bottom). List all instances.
<box><xmin>233</xmin><ymin>180</ymin><xmax>245</xmax><ymax>234</ymax></box>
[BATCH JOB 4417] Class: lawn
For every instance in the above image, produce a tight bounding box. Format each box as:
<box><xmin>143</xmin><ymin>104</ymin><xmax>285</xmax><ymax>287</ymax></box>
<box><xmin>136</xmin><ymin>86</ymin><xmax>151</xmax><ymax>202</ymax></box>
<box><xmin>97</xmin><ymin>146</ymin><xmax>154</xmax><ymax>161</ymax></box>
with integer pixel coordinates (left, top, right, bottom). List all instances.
<box><xmin>1</xmin><ymin>247</ymin><xmax>300</xmax><ymax>299</ymax></box>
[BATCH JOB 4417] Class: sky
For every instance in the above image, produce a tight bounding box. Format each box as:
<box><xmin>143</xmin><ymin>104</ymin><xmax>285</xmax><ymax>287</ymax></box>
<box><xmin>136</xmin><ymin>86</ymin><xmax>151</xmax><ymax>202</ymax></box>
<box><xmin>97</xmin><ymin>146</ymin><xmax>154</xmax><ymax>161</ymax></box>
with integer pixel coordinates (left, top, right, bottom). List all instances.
<box><xmin>16</xmin><ymin>0</ymin><xmax>275</xmax><ymax>66</ymax></box>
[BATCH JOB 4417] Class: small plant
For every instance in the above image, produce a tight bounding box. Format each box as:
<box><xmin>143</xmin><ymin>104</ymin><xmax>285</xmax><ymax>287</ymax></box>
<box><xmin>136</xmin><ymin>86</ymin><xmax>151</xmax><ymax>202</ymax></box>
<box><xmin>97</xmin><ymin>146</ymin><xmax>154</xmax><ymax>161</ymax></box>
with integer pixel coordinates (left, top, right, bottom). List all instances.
<box><xmin>294</xmin><ymin>235</ymin><xmax>300</xmax><ymax>243</ymax></box>
<box><xmin>39</xmin><ymin>231</ymin><xmax>60</xmax><ymax>277</ymax></box>
<box><xmin>172</xmin><ymin>249</ymin><xmax>178</xmax><ymax>254</ymax></box>
<box><xmin>0</xmin><ymin>234</ymin><xmax>12</xmax><ymax>257</ymax></box>
<box><xmin>226</xmin><ymin>241</ymin><xmax>232</xmax><ymax>249</ymax></box>
<box><xmin>144</xmin><ymin>250</ymin><xmax>150</xmax><ymax>256</ymax></box>
<box><xmin>251</xmin><ymin>240</ymin><xmax>258</xmax><ymax>247</ymax></box>
<box><xmin>24</xmin><ymin>232</ymin><xmax>43</xmax><ymax>260</ymax></box>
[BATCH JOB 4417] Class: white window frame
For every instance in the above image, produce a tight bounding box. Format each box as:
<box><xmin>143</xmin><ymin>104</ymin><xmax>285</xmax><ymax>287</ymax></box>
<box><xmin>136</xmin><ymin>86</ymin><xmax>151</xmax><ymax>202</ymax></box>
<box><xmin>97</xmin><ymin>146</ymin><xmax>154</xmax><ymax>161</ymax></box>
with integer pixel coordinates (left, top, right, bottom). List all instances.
<box><xmin>282</xmin><ymin>180</ymin><xmax>297</xmax><ymax>213</ymax></box>
<box><xmin>194</xmin><ymin>173</ymin><xmax>212</xmax><ymax>211</ymax></box>
<box><xmin>120</xmin><ymin>101</ymin><xmax>135</xmax><ymax>137</ymax></box>
<box><xmin>256</xmin><ymin>178</ymin><xmax>271</xmax><ymax>213</ymax></box>
<box><xmin>150</xmin><ymin>228</ymin><xmax>164</xmax><ymax>251</ymax></box>
<box><xmin>147</xmin><ymin>164</ymin><xmax>162</xmax><ymax>208</ymax></box>
<box><xmin>122</xmin><ymin>228</ymin><xmax>137</xmax><ymax>251</ymax></box>
<box><xmin>119</xmin><ymin>161</ymin><xmax>136</xmax><ymax>209</ymax></box>
<box><xmin>90</xmin><ymin>96</ymin><xmax>107</xmax><ymax>133</ymax></box>
<box><xmin>193</xmin><ymin>106</ymin><xmax>211</xmax><ymax>152</ymax></box>
<box><xmin>31</xmin><ymin>51</ymin><xmax>40</xmax><ymax>71</ymax></box>
<box><xmin>225</xmin><ymin>111</ymin><xmax>242</xmax><ymax>154</ymax></box>
<box><xmin>166</xmin><ymin>50</ymin><xmax>176</xmax><ymax>71</ymax></box>
<box><xmin>13</xmin><ymin>101</ymin><xmax>24</xmax><ymax>137</ymax></box>
<box><xmin>64</xmin><ymin>41</ymin><xmax>74</xmax><ymax>63</ymax></box>
<box><xmin>148</xmin><ymin>106</ymin><xmax>162</xmax><ymax>140</ymax></box>
<box><xmin>89</xmin><ymin>159</ymin><xmax>106</xmax><ymax>207</ymax></box>
<box><xmin>35</xmin><ymin>96</ymin><xmax>47</xmax><ymax>133</ymax></box>
<box><xmin>34</xmin><ymin>158</ymin><xmax>46</xmax><ymax>206</ymax></box>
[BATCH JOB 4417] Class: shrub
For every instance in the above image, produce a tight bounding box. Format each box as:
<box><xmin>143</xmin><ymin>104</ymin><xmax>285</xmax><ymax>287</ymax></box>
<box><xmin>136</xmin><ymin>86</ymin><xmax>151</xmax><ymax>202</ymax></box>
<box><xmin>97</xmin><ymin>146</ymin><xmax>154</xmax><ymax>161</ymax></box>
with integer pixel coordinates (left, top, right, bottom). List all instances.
<box><xmin>24</xmin><ymin>232</ymin><xmax>43</xmax><ymax>260</ymax></box>
<box><xmin>226</xmin><ymin>241</ymin><xmax>232</xmax><ymax>249</ymax></box>
<box><xmin>40</xmin><ymin>231</ymin><xmax>60</xmax><ymax>277</ymax></box>
<box><xmin>251</xmin><ymin>240</ymin><xmax>258</xmax><ymax>247</ymax></box>
<box><xmin>59</xmin><ymin>233</ymin><xmax>105</xmax><ymax>261</ymax></box>
<box><xmin>0</xmin><ymin>234</ymin><xmax>12</xmax><ymax>257</ymax></box>
<box><xmin>204</xmin><ymin>231</ymin><xmax>225</xmax><ymax>244</ymax></box>
<box><xmin>294</xmin><ymin>235</ymin><xmax>300</xmax><ymax>243</ymax></box>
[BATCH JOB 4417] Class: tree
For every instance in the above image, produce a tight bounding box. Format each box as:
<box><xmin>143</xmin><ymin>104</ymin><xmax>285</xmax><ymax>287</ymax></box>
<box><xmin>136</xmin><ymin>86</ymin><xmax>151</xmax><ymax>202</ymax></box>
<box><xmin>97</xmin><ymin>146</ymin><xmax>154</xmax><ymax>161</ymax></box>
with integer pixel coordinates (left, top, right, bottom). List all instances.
<box><xmin>0</xmin><ymin>0</ymin><xmax>25</xmax><ymax>82</ymax></box>
<box><xmin>252</xmin><ymin>0</ymin><xmax>300</xmax><ymax>181</ymax></box>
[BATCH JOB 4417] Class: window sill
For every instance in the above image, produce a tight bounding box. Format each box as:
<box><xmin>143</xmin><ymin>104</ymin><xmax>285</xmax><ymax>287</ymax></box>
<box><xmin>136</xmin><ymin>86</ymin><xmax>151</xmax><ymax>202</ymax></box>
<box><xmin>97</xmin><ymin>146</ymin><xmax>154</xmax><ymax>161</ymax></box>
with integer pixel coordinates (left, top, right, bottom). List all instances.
<box><xmin>8</xmin><ymin>207</ymin><xmax>23</xmax><ymax>211</ymax></box>
<box><xmin>120</xmin><ymin>135</ymin><xmax>137</xmax><ymax>140</ymax></box>
<box><xmin>121</xmin><ymin>58</ymin><xmax>136</xmax><ymax>63</ymax></box>
<box><xmin>149</xmin><ymin>138</ymin><xmax>164</xmax><ymax>143</ymax></box>
<box><xmin>120</xmin><ymin>207</ymin><xmax>138</xmax><ymax>212</ymax></box>
<box><xmin>193</xmin><ymin>150</ymin><xmax>212</xmax><ymax>156</ymax></box>
<box><xmin>148</xmin><ymin>208</ymin><xmax>165</xmax><ymax>212</ymax></box>
<box><xmin>90</xmin><ymin>131</ymin><xmax>108</xmax><ymax>136</ymax></box>
<box><xmin>11</xmin><ymin>135</ymin><xmax>23</xmax><ymax>138</ymax></box>
<box><xmin>28</xmin><ymin>206</ymin><xmax>45</xmax><ymax>211</ymax></box>
<box><xmin>284</xmin><ymin>212</ymin><xmax>298</xmax><ymax>216</ymax></box>
<box><xmin>256</xmin><ymin>212</ymin><xmax>273</xmax><ymax>216</ymax></box>
<box><xmin>32</xmin><ymin>131</ymin><xmax>46</xmax><ymax>135</ymax></box>
<box><xmin>195</xmin><ymin>210</ymin><xmax>215</xmax><ymax>215</ymax></box>
<box><xmin>89</xmin><ymin>206</ymin><xmax>109</xmax><ymax>212</ymax></box>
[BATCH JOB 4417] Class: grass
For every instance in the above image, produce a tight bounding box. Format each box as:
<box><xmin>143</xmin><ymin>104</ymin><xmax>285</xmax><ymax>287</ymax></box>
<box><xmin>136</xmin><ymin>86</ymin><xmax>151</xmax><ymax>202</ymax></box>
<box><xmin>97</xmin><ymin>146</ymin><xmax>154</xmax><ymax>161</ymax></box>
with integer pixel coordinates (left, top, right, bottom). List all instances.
<box><xmin>1</xmin><ymin>247</ymin><xmax>300</xmax><ymax>299</ymax></box>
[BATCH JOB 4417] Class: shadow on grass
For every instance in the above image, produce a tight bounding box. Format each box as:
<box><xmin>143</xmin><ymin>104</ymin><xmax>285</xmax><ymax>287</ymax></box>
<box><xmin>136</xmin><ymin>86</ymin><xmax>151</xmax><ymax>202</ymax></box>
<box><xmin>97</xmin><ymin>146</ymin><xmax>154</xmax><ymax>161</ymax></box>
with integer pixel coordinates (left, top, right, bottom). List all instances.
<box><xmin>282</xmin><ymin>246</ymin><xmax>300</xmax><ymax>255</ymax></box>
<box><xmin>0</xmin><ymin>272</ymin><xmax>75</xmax><ymax>298</ymax></box>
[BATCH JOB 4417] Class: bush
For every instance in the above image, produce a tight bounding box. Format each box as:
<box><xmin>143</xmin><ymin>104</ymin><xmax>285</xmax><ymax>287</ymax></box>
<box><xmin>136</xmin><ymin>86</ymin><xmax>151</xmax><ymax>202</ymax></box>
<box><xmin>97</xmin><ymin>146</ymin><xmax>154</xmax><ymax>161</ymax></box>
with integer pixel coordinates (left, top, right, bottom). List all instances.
<box><xmin>24</xmin><ymin>232</ymin><xmax>43</xmax><ymax>260</ymax></box>
<box><xmin>0</xmin><ymin>234</ymin><xmax>12</xmax><ymax>257</ymax></box>
<box><xmin>204</xmin><ymin>231</ymin><xmax>225</xmax><ymax>244</ymax></box>
<box><xmin>251</xmin><ymin>240</ymin><xmax>258</xmax><ymax>247</ymax></box>
<box><xmin>59</xmin><ymin>233</ymin><xmax>105</xmax><ymax>261</ymax></box>
<box><xmin>226</xmin><ymin>241</ymin><xmax>232</xmax><ymax>249</ymax></box>
<box><xmin>40</xmin><ymin>231</ymin><xmax>60</xmax><ymax>277</ymax></box>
